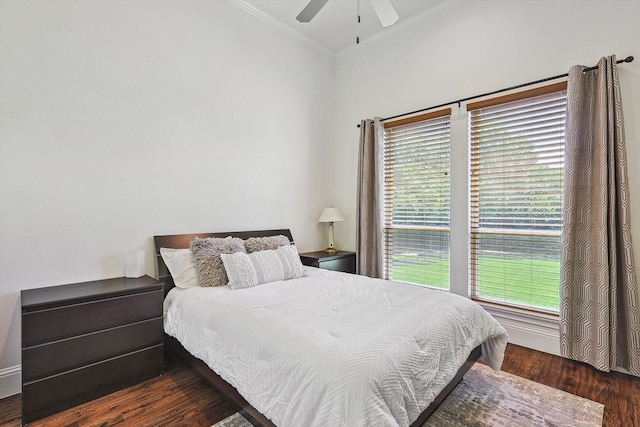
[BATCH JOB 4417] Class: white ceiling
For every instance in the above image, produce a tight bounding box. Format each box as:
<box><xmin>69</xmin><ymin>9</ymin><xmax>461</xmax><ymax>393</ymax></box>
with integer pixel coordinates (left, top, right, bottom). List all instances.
<box><xmin>237</xmin><ymin>0</ymin><xmax>452</xmax><ymax>55</ymax></box>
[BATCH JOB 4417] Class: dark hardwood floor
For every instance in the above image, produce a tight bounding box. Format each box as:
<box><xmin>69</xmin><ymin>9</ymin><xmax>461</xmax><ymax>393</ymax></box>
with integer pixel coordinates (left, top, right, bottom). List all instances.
<box><xmin>1</xmin><ymin>344</ymin><xmax>638</xmax><ymax>426</ymax></box>
<box><xmin>500</xmin><ymin>344</ymin><xmax>639</xmax><ymax>427</ymax></box>
<box><xmin>0</xmin><ymin>354</ymin><xmax>238</xmax><ymax>427</ymax></box>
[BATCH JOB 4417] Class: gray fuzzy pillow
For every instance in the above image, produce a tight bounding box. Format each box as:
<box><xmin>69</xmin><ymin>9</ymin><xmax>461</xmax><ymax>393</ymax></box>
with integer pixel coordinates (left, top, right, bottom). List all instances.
<box><xmin>244</xmin><ymin>235</ymin><xmax>291</xmax><ymax>253</ymax></box>
<box><xmin>190</xmin><ymin>237</ymin><xmax>246</xmax><ymax>287</ymax></box>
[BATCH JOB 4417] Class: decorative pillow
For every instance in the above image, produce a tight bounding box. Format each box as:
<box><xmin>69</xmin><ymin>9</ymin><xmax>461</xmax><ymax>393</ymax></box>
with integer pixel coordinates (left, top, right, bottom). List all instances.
<box><xmin>221</xmin><ymin>245</ymin><xmax>304</xmax><ymax>290</ymax></box>
<box><xmin>244</xmin><ymin>235</ymin><xmax>291</xmax><ymax>253</ymax></box>
<box><xmin>160</xmin><ymin>248</ymin><xmax>198</xmax><ymax>289</ymax></box>
<box><xmin>190</xmin><ymin>237</ymin><xmax>246</xmax><ymax>287</ymax></box>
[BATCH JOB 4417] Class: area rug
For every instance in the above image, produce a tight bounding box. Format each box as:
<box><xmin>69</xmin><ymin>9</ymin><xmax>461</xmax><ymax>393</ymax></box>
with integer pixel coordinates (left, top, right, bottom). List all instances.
<box><xmin>212</xmin><ymin>363</ymin><xmax>604</xmax><ymax>427</ymax></box>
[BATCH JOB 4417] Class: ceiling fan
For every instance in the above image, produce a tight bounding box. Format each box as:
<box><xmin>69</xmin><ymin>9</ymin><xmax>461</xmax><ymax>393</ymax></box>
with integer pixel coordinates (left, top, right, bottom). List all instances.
<box><xmin>296</xmin><ymin>0</ymin><xmax>399</xmax><ymax>27</ymax></box>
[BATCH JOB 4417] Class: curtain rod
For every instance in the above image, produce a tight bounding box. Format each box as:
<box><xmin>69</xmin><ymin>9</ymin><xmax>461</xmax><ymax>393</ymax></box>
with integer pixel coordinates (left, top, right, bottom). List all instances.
<box><xmin>357</xmin><ymin>55</ymin><xmax>634</xmax><ymax>127</ymax></box>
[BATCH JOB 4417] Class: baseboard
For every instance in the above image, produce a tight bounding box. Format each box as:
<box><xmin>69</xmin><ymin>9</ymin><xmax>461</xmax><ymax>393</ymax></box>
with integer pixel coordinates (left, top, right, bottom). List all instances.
<box><xmin>481</xmin><ymin>304</ymin><xmax>561</xmax><ymax>356</ymax></box>
<box><xmin>0</xmin><ymin>365</ymin><xmax>21</xmax><ymax>399</ymax></box>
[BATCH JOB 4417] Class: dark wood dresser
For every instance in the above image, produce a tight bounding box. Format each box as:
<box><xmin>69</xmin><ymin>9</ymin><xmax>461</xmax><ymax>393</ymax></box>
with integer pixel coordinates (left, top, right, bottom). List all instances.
<box><xmin>21</xmin><ymin>276</ymin><xmax>164</xmax><ymax>424</ymax></box>
<box><xmin>299</xmin><ymin>250</ymin><xmax>357</xmax><ymax>274</ymax></box>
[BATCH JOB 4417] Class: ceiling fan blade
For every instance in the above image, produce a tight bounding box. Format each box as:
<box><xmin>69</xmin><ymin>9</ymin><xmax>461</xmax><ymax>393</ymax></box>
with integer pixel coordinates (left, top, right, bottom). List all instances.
<box><xmin>296</xmin><ymin>0</ymin><xmax>330</xmax><ymax>23</ymax></box>
<box><xmin>369</xmin><ymin>0</ymin><xmax>399</xmax><ymax>27</ymax></box>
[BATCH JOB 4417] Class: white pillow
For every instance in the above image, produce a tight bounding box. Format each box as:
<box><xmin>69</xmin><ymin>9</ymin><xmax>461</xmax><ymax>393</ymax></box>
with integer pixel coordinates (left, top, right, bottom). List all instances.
<box><xmin>160</xmin><ymin>247</ymin><xmax>199</xmax><ymax>289</ymax></box>
<box><xmin>220</xmin><ymin>245</ymin><xmax>305</xmax><ymax>290</ymax></box>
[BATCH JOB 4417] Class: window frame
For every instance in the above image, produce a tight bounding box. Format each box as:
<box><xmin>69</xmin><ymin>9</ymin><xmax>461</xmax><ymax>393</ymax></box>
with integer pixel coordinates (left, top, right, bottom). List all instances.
<box><xmin>467</xmin><ymin>82</ymin><xmax>567</xmax><ymax>314</ymax></box>
<box><xmin>381</xmin><ymin>108</ymin><xmax>452</xmax><ymax>290</ymax></box>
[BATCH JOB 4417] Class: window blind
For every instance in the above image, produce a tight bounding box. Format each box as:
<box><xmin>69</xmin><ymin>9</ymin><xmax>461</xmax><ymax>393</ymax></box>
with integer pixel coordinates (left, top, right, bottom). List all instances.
<box><xmin>469</xmin><ymin>84</ymin><xmax>567</xmax><ymax>312</ymax></box>
<box><xmin>383</xmin><ymin>109</ymin><xmax>451</xmax><ymax>290</ymax></box>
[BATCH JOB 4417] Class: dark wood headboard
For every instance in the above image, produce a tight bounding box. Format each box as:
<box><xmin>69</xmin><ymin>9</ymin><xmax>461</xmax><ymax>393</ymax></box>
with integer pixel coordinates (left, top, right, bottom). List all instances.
<box><xmin>154</xmin><ymin>229</ymin><xmax>294</xmax><ymax>294</ymax></box>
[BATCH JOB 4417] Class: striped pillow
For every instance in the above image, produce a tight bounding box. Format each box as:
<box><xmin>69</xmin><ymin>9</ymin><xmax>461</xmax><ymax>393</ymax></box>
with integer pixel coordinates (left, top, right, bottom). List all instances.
<box><xmin>220</xmin><ymin>245</ymin><xmax>305</xmax><ymax>290</ymax></box>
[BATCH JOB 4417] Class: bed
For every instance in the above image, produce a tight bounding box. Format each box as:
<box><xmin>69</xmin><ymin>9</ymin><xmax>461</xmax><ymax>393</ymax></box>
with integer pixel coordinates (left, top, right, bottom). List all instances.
<box><xmin>155</xmin><ymin>229</ymin><xmax>508</xmax><ymax>427</ymax></box>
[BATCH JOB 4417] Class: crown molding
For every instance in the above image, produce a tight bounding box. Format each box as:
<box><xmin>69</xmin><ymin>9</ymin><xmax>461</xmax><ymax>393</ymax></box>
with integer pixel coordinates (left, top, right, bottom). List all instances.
<box><xmin>228</xmin><ymin>0</ymin><xmax>336</xmax><ymax>57</ymax></box>
<box><xmin>336</xmin><ymin>0</ymin><xmax>462</xmax><ymax>57</ymax></box>
<box><xmin>228</xmin><ymin>0</ymin><xmax>462</xmax><ymax>59</ymax></box>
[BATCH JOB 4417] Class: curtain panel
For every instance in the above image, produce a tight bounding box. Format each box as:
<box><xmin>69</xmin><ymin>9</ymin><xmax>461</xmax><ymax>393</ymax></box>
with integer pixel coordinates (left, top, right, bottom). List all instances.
<box><xmin>356</xmin><ymin>118</ymin><xmax>383</xmax><ymax>278</ymax></box>
<box><xmin>560</xmin><ymin>55</ymin><xmax>640</xmax><ymax>376</ymax></box>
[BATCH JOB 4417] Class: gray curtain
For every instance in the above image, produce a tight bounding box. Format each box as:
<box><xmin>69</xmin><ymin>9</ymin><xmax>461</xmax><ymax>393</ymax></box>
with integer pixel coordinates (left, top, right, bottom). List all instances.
<box><xmin>356</xmin><ymin>118</ymin><xmax>383</xmax><ymax>278</ymax></box>
<box><xmin>560</xmin><ymin>55</ymin><xmax>640</xmax><ymax>376</ymax></box>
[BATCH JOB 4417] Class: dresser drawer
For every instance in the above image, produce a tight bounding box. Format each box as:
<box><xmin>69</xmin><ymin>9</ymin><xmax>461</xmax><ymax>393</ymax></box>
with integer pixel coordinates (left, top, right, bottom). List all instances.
<box><xmin>299</xmin><ymin>251</ymin><xmax>356</xmax><ymax>274</ymax></box>
<box><xmin>22</xmin><ymin>344</ymin><xmax>164</xmax><ymax>424</ymax></box>
<box><xmin>22</xmin><ymin>289</ymin><xmax>163</xmax><ymax>346</ymax></box>
<box><xmin>320</xmin><ymin>257</ymin><xmax>356</xmax><ymax>273</ymax></box>
<box><xmin>22</xmin><ymin>317</ymin><xmax>163</xmax><ymax>382</ymax></box>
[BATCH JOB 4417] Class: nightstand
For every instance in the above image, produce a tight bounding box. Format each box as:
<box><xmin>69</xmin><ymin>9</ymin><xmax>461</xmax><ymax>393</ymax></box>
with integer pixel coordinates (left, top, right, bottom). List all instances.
<box><xmin>299</xmin><ymin>250</ymin><xmax>356</xmax><ymax>274</ymax></box>
<box><xmin>21</xmin><ymin>276</ymin><xmax>164</xmax><ymax>424</ymax></box>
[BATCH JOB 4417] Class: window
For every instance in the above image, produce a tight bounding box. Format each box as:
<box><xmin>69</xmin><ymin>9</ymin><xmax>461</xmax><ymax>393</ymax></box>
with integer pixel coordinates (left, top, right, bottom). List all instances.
<box><xmin>468</xmin><ymin>83</ymin><xmax>567</xmax><ymax>313</ymax></box>
<box><xmin>382</xmin><ymin>109</ymin><xmax>451</xmax><ymax>290</ymax></box>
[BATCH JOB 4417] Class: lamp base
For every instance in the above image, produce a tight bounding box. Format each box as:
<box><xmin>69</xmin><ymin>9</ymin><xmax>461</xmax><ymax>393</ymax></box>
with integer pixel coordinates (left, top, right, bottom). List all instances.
<box><xmin>324</xmin><ymin>247</ymin><xmax>337</xmax><ymax>255</ymax></box>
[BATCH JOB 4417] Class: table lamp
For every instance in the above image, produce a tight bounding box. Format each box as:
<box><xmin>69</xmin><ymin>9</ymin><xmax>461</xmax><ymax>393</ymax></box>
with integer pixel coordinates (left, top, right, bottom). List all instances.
<box><xmin>318</xmin><ymin>207</ymin><xmax>345</xmax><ymax>254</ymax></box>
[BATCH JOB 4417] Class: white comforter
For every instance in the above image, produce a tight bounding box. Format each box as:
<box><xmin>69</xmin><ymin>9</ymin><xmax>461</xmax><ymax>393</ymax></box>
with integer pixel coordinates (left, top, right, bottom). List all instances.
<box><xmin>164</xmin><ymin>267</ymin><xmax>508</xmax><ymax>427</ymax></box>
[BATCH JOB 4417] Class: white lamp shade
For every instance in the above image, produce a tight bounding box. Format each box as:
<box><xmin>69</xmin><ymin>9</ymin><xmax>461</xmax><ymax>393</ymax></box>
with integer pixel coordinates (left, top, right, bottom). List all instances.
<box><xmin>318</xmin><ymin>207</ymin><xmax>345</xmax><ymax>223</ymax></box>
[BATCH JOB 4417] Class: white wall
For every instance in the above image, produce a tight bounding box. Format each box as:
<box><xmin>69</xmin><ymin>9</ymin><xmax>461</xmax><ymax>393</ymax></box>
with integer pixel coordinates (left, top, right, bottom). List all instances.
<box><xmin>0</xmin><ymin>0</ymin><xmax>335</xmax><ymax>393</ymax></box>
<box><xmin>333</xmin><ymin>0</ymin><xmax>640</xmax><ymax>353</ymax></box>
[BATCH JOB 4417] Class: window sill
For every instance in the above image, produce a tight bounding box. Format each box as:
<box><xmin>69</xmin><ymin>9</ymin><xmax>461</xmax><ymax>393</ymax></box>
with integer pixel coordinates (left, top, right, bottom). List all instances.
<box><xmin>474</xmin><ymin>299</ymin><xmax>559</xmax><ymax>321</ymax></box>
